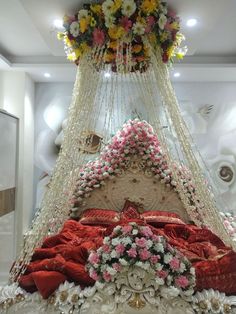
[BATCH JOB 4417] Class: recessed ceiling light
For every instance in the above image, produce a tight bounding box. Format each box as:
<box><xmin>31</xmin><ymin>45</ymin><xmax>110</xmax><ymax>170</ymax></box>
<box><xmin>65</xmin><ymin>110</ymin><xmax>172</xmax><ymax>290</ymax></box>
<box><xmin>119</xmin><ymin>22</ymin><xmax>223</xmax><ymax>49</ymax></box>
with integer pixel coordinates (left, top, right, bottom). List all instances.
<box><xmin>44</xmin><ymin>73</ymin><xmax>51</xmax><ymax>78</ymax></box>
<box><xmin>186</xmin><ymin>18</ymin><xmax>197</xmax><ymax>27</ymax></box>
<box><xmin>53</xmin><ymin>19</ymin><xmax>64</xmax><ymax>29</ymax></box>
<box><xmin>173</xmin><ymin>72</ymin><xmax>181</xmax><ymax>78</ymax></box>
<box><xmin>104</xmin><ymin>72</ymin><xmax>111</xmax><ymax>78</ymax></box>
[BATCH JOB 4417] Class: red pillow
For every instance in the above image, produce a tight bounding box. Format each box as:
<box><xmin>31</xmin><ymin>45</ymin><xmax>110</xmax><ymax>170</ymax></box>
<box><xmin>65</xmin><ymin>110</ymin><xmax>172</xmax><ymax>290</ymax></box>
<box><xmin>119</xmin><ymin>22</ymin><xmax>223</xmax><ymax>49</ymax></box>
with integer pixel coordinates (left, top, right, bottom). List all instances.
<box><xmin>79</xmin><ymin>208</ymin><xmax>120</xmax><ymax>226</ymax></box>
<box><xmin>141</xmin><ymin>210</ymin><xmax>184</xmax><ymax>227</ymax></box>
<box><xmin>121</xmin><ymin>200</ymin><xmax>141</xmax><ymax>220</ymax></box>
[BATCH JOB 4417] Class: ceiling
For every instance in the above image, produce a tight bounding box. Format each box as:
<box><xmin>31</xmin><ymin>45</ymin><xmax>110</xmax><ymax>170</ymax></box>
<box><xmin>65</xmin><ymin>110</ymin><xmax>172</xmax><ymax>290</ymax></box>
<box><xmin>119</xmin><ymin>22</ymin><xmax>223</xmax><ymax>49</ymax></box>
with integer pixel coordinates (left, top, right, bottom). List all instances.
<box><xmin>0</xmin><ymin>0</ymin><xmax>236</xmax><ymax>82</ymax></box>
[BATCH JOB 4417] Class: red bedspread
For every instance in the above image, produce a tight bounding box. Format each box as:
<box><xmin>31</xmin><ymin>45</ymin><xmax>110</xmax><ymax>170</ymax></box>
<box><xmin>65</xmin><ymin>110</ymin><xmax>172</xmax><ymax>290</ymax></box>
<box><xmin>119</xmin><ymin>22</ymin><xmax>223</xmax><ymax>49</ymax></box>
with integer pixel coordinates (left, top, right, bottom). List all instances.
<box><xmin>19</xmin><ymin>219</ymin><xmax>236</xmax><ymax>299</ymax></box>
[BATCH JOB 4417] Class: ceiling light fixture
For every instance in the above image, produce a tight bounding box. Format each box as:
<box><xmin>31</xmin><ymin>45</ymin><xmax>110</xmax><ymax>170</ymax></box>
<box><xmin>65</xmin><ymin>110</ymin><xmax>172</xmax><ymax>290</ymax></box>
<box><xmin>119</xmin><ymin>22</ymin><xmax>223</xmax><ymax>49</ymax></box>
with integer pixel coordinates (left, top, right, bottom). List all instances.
<box><xmin>44</xmin><ymin>73</ymin><xmax>51</xmax><ymax>78</ymax></box>
<box><xmin>104</xmin><ymin>72</ymin><xmax>111</xmax><ymax>78</ymax></box>
<box><xmin>53</xmin><ymin>19</ymin><xmax>64</xmax><ymax>29</ymax></box>
<box><xmin>173</xmin><ymin>72</ymin><xmax>181</xmax><ymax>78</ymax></box>
<box><xmin>186</xmin><ymin>18</ymin><xmax>197</xmax><ymax>27</ymax></box>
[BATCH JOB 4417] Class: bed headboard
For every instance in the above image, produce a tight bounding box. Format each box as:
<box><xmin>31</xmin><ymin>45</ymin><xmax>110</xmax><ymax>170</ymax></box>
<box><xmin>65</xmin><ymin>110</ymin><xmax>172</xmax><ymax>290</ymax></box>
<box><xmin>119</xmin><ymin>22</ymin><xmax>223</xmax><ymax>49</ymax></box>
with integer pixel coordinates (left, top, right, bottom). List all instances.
<box><xmin>71</xmin><ymin>157</ymin><xmax>190</xmax><ymax>223</ymax></box>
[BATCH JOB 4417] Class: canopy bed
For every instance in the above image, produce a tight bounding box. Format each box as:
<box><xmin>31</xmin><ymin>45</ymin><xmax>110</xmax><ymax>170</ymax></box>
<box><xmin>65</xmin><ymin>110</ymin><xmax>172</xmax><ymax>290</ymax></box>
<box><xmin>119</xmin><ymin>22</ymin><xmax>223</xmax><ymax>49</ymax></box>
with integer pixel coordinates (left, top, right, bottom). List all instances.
<box><xmin>1</xmin><ymin>120</ymin><xmax>236</xmax><ymax>314</ymax></box>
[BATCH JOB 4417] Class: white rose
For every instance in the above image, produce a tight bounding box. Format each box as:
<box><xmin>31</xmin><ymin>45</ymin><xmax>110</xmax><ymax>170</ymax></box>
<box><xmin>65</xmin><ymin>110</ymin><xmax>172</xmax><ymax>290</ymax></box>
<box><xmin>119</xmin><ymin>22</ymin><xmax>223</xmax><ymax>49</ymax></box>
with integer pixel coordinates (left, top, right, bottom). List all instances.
<box><xmin>158</xmin><ymin>14</ymin><xmax>167</xmax><ymax>30</ymax></box>
<box><xmin>78</xmin><ymin>9</ymin><xmax>89</xmax><ymax>20</ymax></box>
<box><xmin>70</xmin><ymin>21</ymin><xmax>80</xmax><ymax>37</ymax></box>
<box><xmin>102</xmin><ymin>0</ymin><xmax>115</xmax><ymax>16</ymax></box>
<box><xmin>160</xmin><ymin>286</ymin><xmax>180</xmax><ymax>299</ymax></box>
<box><xmin>154</xmin><ymin>243</ymin><xmax>164</xmax><ymax>253</ymax></box>
<box><xmin>111</xmin><ymin>238</ymin><xmax>120</xmax><ymax>246</ymax></box>
<box><xmin>121</xmin><ymin>0</ymin><xmax>136</xmax><ymax>17</ymax></box>
<box><xmin>155</xmin><ymin>263</ymin><xmax>163</xmax><ymax>271</ymax></box>
<box><xmin>111</xmin><ymin>250</ymin><xmax>118</xmax><ymax>258</ymax></box>
<box><xmin>164</xmin><ymin>253</ymin><xmax>173</xmax><ymax>264</ymax></box>
<box><xmin>119</xmin><ymin>258</ymin><xmax>128</xmax><ymax>266</ymax></box>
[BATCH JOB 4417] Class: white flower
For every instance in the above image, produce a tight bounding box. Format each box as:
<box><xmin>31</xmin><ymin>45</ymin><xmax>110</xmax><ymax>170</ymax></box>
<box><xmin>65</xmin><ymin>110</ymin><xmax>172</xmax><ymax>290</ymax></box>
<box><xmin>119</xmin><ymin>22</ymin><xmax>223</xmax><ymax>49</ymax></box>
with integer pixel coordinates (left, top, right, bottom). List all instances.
<box><xmin>179</xmin><ymin>262</ymin><xmax>186</xmax><ymax>273</ymax></box>
<box><xmin>105</xmin><ymin>15</ymin><xmax>115</xmax><ymax>28</ymax></box>
<box><xmin>111</xmin><ymin>238</ymin><xmax>120</xmax><ymax>246</ymax></box>
<box><xmin>119</xmin><ymin>258</ymin><xmax>128</xmax><ymax>266</ymax></box>
<box><xmin>190</xmin><ymin>267</ymin><xmax>195</xmax><ymax>276</ymax></box>
<box><xmin>102</xmin><ymin>0</ymin><xmax>115</xmax><ymax>16</ymax></box>
<box><xmin>104</xmin><ymin>236</ymin><xmax>110</xmax><ymax>244</ymax></box>
<box><xmin>70</xmin><ymin>21</ymin><xmax>80</xmax><ymax>37</ymax></box>
<box><xmin>155</xmin><ymin>263</ymin><xmax>163</xmax><ymax>271</ymax></box>
<box><xmin>133</xmin><ymin>21</ymin><xmax>146</xmax><ymax>35</ymax></box>
<box><xmin>106</xmin><ymin>266</ymin><xmax>117</xmax><ymax>276</ymax></box>
<box><xmin>132</xmin><ymin>229</ymin><xmax>138</xmax><ymax>235</ymax></box>
<box><xmin>102</xmin><ymin>253</ymin><xmax>110</xmax><ymax>261</ymax></box>
<box><xmin>155</xmin><ymin>277</ymin><xmax>164</xmax><ymax>285</ymax></box>
<box><xmin>78</xmin><ymin>9</ymin><xmax>89</xmax><ymax>20</ymax></box>
<box><xmin>121</xmin><ymin>237</ymin><xmax>132</xmax><ymax>245</ymax></box>
<box><xmin>111</xmin><ymin>250</ymin><xmax>118</xmax><ymax>258</ymax></box>
<box><xmin>158</xmin><ymin>14</ymin><xmax>167</xmax><ymax>30</ymax></box>
<box><xmin>121</xmin><ymin>0</ymin><xmax>136</xmax><ymax>17</ymax></box>
<box><xmin>160</xmin><ymin>286</ymin><xmax>180</xmax><ymax>299</ymax></box>
<box><xmin>154</xmin><ymin>243</ymin><xmax>164</xmax><ymax>253</ymax></box>
<box><xmin>146</xmin><ymin>239</ymin><xmax>153</xmax><ymax>249</ymax></box>
<box><xmin>164</xmin><ymin>253</ymin><xmax>173</xmax><ymax>264</ymax></box>
<box><xmin>113</xmin><ymin>225</ymin><xmax>122</xmax><ymax>233</ymax></box>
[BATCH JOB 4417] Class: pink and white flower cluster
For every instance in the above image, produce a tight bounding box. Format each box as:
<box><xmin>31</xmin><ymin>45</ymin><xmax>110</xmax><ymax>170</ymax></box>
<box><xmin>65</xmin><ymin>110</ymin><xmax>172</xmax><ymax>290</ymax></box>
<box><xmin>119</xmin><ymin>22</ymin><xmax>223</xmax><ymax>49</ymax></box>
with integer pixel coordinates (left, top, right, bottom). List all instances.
<box><xmin>87</xmin><ymin>222</ymin><xmax>196</xmax><ymax>294</ymax></box>
<box><xmin>71</xmin><ymin>119</ymin><xmax>197</xmax><ymax>214</ymax></box>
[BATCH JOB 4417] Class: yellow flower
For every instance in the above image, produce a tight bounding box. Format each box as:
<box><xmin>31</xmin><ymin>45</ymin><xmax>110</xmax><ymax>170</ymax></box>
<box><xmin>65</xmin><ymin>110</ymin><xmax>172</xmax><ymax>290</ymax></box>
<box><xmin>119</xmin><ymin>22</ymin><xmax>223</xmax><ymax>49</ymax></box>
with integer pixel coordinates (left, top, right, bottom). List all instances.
<box><xmin>67</xmin><ymin>52</ymin><xmax>76</xmax><ymax>61</ymax></box>
<box><xmin>90</xmin><ymin>4</ymin><xmax>102</xmax><ymax>15</ymax></box>
<box><xmin>160</xmin><ymin>31</ymin><xmax>169</xmax><ymax>42</ymax></box>
<box><xmin>104</xmin><ymin>52</ymin><xmax>115</xmax><ymax>62</ymax></box>
<box><xmin>79</xmin><ymin>17</ymin><xmax>89</xmax><ymax>33</ymax></box>
<box><xmin>108</xmin><ymin>26</ymin><xmax>125</xmax><ymax>40</ymax></box>
<box><xmin>170</xmin><ymin>21</ymin><xmax>180</xmax><ymax>31</ymax></box>
<box><xmin>167</xmin><ymin>45</ymin><xmax>175</xmax><ymax>58</ymax></box>
<box><xmin>141</xmin><ymin>0</ymin><xmax>158</xmax><ymax>14</ymax></box>
<box><xmin>57</xmin><ymin>32</ymin><xmax>64</xmax><ymax>40</ymax></box>
<box><xmin>64</xmin><ymin>36</ymin><xmax>73</xmax><ymax>47</ymax></box>
<box><xmin>80</xmin><ymin>42</ymin><xmax>90</xmax><ymax>53</ymax></box>
<box><xmin>148</xmin><ymin>33</ymin><xmax>157</xmax><ymax>45</ymax></box>
<box><xmin>108</xmin><ymin>41</ymin><xmax>118</xmax><ymax>50</ymax></box>
<box><xmin>74</xmin><ymin>47</ymin><xmax>82</xmax><ymax>59</ymax></box>
<box><xmin>132</xmin><ymin>44</ymin><xmax>142</xmax><ymax>53</ymax></box>
<box><xmin>113</xmin><ymin>0</ymin><xmax>122</xmax><ymax>12</ymax></box>
<box><xmin>90</xmin><ymin>17</ymin><xmax>97</xmax><ymax>27</ymax></box>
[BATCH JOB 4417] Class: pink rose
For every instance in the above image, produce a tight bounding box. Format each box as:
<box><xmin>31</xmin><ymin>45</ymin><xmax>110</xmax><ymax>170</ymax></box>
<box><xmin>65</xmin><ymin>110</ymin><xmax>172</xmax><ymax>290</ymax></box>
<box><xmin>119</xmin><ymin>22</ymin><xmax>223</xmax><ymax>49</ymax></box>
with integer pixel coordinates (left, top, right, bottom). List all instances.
<box><xmin>122</xmin><ymin>225</ymin><xmax>132</xmax><ymax>234</ymax></box>
<box><xmin>103</xmin><ymin>271</ymin><xmax>112</xmax><ymax>282</ymax></box>
<box><xmin>90</xmin><ymin>270</ymin><xmax>99</xmax><ymax>280</ymax></box>
<box><xmin>102</xmin><ymin>244</ymin><xmax>111</xmax><ymax>253</ymax></box>
<box><xmin>140</xmin><ymin>226</ymin><xmax>153</xmax><ymax>237</ymax></box>
<box><xmin>113</xmin><ymin>263</ymin><xmax>122</xmax><ymax>271</ymax></box>
<box><xmin>115</xmin><ymin>243</ymin><xmax>125</xmax><ymax>254</ymax></box>
<box><xmin>175</xmin><ymin>276</ymin><xmax>189</xmax><ymax>288</ymax></box>
<box><xmin>127</xmin><ymin>247</ymin><xmax>137</xmax><ymax>258</ymax></box>
<box><xmin>120</xmin><ymin>16</ymin><xmax>132</xmax><ymax>32</ymax></box>
<box><xmin>135</xmin><ymin>237</ymin><xmax>147</xmax><ymax>248</ymax></box>
<box><xmin>169</xmin><ymin>257</ymin><xmax>180</xmax><ymax>270</ymax></box>
<box><xmin>88</xmin><ymin>252</ymin><xmax>100</xmax><ymax>265</ymax></box>
<box><xmin>157</xmin><ymin>270</ymin><xmax>168</xmax><ymax>279</ymax></box>
<box><xmin>150</xmin><ymin>255</ymin><xmax>160</xmax><ymax>264</ymax></box>
<box><xmin>93</xmin><ymin>28</ymin><xmax>105</xmax><ymax>46</ymax></box>
<box><xmin>139</xmin><ymin>248</ymin><xmax>151</xmax><ymax>261</ymax></box>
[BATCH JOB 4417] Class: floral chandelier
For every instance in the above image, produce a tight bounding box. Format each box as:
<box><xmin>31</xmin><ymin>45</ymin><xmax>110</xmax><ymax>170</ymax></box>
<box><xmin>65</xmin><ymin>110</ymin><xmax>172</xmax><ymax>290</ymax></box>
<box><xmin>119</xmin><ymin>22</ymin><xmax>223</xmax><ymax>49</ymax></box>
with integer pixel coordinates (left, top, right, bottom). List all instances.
<box><xmin>58</xmin><ymin>0</ymin><xmax>186</xmax><ymax>71</ymax></box>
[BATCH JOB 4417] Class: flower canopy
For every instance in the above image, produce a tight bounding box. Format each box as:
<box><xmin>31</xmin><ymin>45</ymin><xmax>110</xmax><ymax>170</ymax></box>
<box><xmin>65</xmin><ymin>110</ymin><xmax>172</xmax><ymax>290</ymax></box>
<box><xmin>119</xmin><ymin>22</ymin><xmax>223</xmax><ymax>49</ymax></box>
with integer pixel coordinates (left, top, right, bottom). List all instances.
<box><xmin>58</xmin><ymin>0</ymin><xmax>186</xmax><ymax>71</ymax></box>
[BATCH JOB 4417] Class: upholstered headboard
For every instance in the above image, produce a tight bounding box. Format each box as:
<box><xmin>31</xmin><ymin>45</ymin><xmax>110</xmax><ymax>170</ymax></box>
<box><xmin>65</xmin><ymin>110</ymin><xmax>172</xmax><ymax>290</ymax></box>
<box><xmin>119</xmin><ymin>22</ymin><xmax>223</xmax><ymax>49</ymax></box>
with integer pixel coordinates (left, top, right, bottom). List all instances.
<box><xmin>71</xmin><ymin>157</ymin><xmax>190</xmax><ymax>223</ymax></box>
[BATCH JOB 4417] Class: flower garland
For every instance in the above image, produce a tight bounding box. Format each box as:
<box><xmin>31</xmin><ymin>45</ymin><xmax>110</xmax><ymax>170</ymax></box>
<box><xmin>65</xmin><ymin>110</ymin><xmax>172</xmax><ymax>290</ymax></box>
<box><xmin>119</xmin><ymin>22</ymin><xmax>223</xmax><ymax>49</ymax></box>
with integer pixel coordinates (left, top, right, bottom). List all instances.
<box><xmin>220</xmin><ymin>211</ymin><xmax>236</xmax><ymax>241</ymax></box>
<box><xmin>71</xmin><ymin>119</ymin><xmax>198</xmax><ymax>218</ymax></box>
<box><xmin>87</xmin><ymin>222</ymin><xmax>196</xmax><ymax>295</ymax></box>
<box><xmin>58</xmin><ymin>0</ymin><xmax>186</xmax><ymax>70</ymax></box>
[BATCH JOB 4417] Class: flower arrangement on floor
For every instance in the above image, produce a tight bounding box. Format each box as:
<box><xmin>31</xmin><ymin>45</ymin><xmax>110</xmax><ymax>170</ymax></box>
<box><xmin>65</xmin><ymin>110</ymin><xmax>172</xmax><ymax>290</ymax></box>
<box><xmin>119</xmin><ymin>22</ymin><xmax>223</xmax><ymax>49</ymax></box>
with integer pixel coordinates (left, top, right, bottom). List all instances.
<box><xmin>58</xmin><ymin>0</ymin><xmax>186</xmax><ymax>70</ymax></box>
<box><xmin>87</xmin><ymin>222</ymin><xmax>196</xmax><ymax>295</ymax></box>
